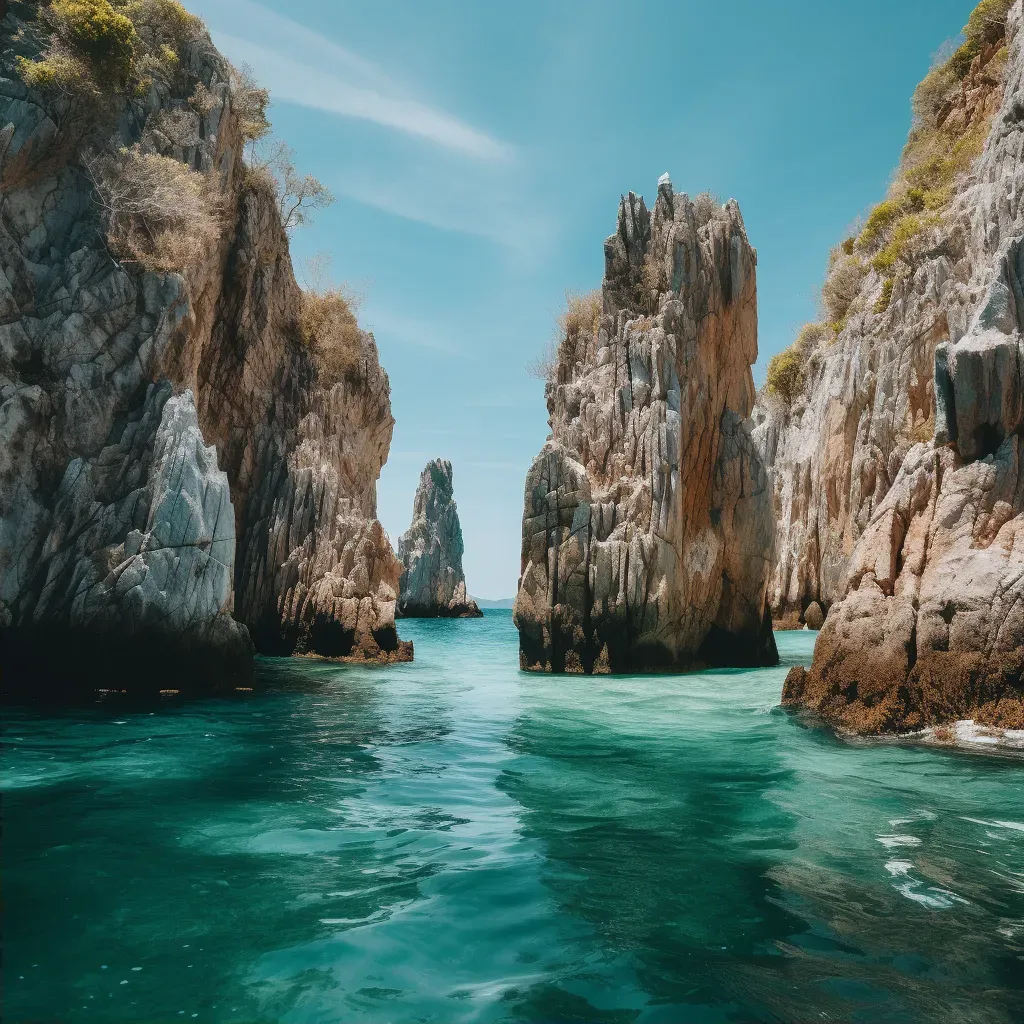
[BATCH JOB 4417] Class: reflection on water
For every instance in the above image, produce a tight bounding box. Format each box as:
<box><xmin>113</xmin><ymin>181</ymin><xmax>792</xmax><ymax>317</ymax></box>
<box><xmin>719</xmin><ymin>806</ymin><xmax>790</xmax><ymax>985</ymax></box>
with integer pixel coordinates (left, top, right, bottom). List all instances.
<box><xmin>3</xmin><ymin>615</ymin><xmax>1024</xmax><ymax>1023</ymax></box>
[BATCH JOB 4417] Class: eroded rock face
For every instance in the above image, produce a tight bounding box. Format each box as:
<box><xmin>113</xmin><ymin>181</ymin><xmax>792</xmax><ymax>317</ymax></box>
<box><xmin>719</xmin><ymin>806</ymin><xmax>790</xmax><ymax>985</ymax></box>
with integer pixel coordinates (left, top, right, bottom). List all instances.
<box><xmin>514</xmin><ymin>178</ymin><xmax>777</xmax><ymax>673</ymax></box>
<box><xmin>397</xmin><ymin>459</ymin><xmax>481</xmax><ymax>618</ymax></box>
<box><xmin>782</xmin><ymin>1</ymin><xmax>1024</xmax><ymax>733</ymax></box>
<box><xmin>752</xmin><ymin>15</ymin><xmax>1015</xmax><ymax>630</ymax></box>
<box><xmin>0</xmin><ymin>2</ymin><xmax>408</xmax><ymax>696</ymax></box>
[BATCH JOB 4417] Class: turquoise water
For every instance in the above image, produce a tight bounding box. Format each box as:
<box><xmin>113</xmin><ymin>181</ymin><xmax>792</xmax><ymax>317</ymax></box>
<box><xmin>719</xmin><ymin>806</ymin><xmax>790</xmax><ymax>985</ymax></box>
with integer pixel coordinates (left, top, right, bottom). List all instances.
<box><xmin>3</xmin><ymin>612</ymin><xmax>1024</xmax><ymax>1023</ymax></box>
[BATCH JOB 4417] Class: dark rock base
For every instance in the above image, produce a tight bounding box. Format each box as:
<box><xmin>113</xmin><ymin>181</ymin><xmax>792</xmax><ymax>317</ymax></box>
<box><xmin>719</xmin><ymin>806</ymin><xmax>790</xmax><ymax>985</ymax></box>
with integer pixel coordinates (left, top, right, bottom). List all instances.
<box><xmin>397</xmin><ymin>604</ymin><xmax>483</xmax><ymax>619</ymax></box>
<box><xmin>516</xmin><ymin>609</ymin><xmax>780</xmax><ymax>675</ymax></box>
<box><xmin>1</xmin><ymin>620</ymin><xmax>255</xmax><ymax>703</ymax></box>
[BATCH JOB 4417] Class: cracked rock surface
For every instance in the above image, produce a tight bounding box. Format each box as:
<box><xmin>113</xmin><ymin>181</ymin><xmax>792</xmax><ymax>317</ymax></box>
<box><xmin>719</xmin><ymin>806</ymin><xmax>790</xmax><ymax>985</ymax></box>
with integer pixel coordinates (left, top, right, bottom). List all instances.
<box><xmin>781</xmin><ymin>1</ymin><xmax>1024</xmax><ymax>733</ymax></box>
<box><xmin>514</xmin><ymin>178</ymin><xmax>777</xmax><ymax>673</ymax></box>
<box><xmin>0</xmin><ymin>1</ymin><xmax>408</xmax><ymax>696</ymax></box>
<box><xmin>397</xmin><ymin>459</ymin><xmax>481</xmax><ymax>618</ymax></box>
<box><xmin>753</xmin><ymin>11</ymin><xmax>1017</xmax><ymax>631</ymax></box>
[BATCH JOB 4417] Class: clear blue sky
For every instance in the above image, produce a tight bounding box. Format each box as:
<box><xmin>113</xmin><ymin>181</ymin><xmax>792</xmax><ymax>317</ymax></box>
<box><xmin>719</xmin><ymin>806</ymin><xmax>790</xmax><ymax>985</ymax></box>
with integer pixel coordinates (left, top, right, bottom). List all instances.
<box><xmin>186</xmin><ymin>0</ymin><xmax>974</xmax><ymax>599</ymax></box>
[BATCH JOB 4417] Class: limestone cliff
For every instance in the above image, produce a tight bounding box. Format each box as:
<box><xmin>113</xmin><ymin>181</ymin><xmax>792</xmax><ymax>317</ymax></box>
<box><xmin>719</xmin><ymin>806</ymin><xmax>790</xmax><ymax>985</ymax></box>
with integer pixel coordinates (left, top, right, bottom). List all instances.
<box><xmin>753</xmin><ymin>1</ymin><xmax>1016</xmax><ymax>629</ymax></box>
<box><xmin>514</xmin><ymin>177</ymin><xmax>777</xmax><ymax>674</ymax></box>
<box><xmin>0</xmin><ymin>0</ymin><xmax>409</xmax><ymax>697</ymax></box>
<box><xmin>397</xmin><ymin>459</ymin><xmax>481</xmax><ymax>618</ymax></box>
<box><xmin>772</xmin><ymin>0</ymin><xmax>1024</xmax><ymax>734</ymax></box>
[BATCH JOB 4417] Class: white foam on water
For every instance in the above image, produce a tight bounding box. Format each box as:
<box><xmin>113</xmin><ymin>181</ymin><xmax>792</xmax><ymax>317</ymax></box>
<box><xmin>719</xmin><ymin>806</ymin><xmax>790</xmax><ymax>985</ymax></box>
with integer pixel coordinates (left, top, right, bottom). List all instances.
<box><xmin>894</xmin><ymin>882</ymin><xmax>968</xmax><ymax>909</ymax></box>
<box><xmin>963</xmin><ymin>817</ymin><xmax>1024</xmax><ymax>834</ymax></box>
<box><xmin>884</xmin><ymin>860</ymin><xmax>914</xmax><ymax>877</ymax></box>
<box><xmin>877</xmin><ymin>835</ymin><xmax>923</xmax><ymax>849</ymax></box>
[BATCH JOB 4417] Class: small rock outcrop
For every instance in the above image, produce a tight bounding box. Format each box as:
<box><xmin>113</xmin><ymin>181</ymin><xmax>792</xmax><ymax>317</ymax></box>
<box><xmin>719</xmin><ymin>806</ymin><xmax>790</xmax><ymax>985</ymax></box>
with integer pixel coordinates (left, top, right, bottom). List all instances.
<box><xmin>514</xmin><ymin>177</ymin><xmax>777</xmax><ymax>673</ymax></box>
<box><xmin>397</xmin><ymin>460</ymin><xmax>481</xmax><ymax>618</ymax></box>
<box><xmin>0</xmin><ymin>0</ymin><xmax>409</xmax><ymax>697</ymax></box>
<box><xmin>777</xmin><ymin>1</ymin><xmax>1024</xmax><ymax>734</ymax></box>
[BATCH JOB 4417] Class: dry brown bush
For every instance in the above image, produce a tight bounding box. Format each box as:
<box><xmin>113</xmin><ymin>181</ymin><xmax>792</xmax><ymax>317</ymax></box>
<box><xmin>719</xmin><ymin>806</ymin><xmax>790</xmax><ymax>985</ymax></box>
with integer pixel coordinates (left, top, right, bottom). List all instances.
<box><xmin>299</xmin><ymin>255</ymin><xmax>364</xmax><ymax>386</ymax></box>
<box><xmin>230</xmin><ymin>63</ymin><xmax>271</xmax><ymax>143</ymax></box>
<box><xmin>246</xmin><ymin>139</ymin><xmax>334</xmax><ymax>232</ymax></box>
<box><xmin>691</xmin><ymin>191</ymin><xmax>722</xmax><ymax>225</ymax></box>
<box><xmin>85</xmin><ymin>144</ymin><xmax>223</xmax><ymax>272</ymax></box>
<box><xmin>527</xmin><ymin>289</ymin><xmax>602</xmax><ymax>384</ymax></box>
<box><xmin>560</xmin><ymin>289</ymin><xmax>602</xmax><ymax>344</ymax></box>
<box><xmin>821</xmin><ymin>254</ymin><xmax>866</xmax><ymax>327</ymax></box>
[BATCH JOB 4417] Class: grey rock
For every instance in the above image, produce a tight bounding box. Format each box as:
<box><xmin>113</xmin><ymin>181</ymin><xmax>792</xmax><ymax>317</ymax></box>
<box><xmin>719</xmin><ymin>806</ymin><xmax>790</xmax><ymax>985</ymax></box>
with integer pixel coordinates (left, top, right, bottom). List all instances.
<box><xmin>397</xmin><ymin>459</ymin><xmax>481</xmax><ymax>618</ymax></box>
<box><xmin>779</xmin><ymin>1</ymin><xmax>1024</xmax><ymax>735</ymax></box>
<box><xmin>0</xmin><ymin>2</ymin><xmax>409</xmax><ymax>695</ymax></box>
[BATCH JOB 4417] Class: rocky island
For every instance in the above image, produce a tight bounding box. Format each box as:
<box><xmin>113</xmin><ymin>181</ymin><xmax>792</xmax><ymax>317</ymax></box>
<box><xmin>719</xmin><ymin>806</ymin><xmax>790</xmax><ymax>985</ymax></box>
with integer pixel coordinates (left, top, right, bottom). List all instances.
<box><xmin>760</xmin><ymin>0</ymin><xmax>1024</xmax><ymax>735</ymax></box>
<box><xmin>514</xmin><ymin>178</ymin><xmax>777</xmax><ymax>674</ymax></box>
<box><xmin>0</xmin><ymin>0</ymin><xmax>410</xmax><ymax>697</ymax></box>
<box><xmin>397</xmin><ymin>459</ymin><xmax>481</xmax><ymax>618</ymax></box>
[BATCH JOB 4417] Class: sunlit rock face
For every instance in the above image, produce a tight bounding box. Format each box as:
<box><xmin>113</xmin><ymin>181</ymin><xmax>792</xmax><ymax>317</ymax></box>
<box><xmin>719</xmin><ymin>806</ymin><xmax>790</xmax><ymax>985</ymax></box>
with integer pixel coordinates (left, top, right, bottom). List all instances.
<box><xmin>752</xmin><ymin>10</ymin><xmax>1016</xmax><ymax>632</ymax></box>
<box><xmin>397</xmin><ymin>459</ymin><xmax>482</xmax><ymax>619</ymax></box>
<box><xmin>782</xmin><ymin>2</ymin><xmax>1024</xmax><ymax>734</ymax></box>
<box><xmin>0</xmin><ymin>1</ymin><xmax>408</xmax><ymax>696</ymax></box>
<box><xmin>514</xmin><ymin>176</ymin><xmax>777</xmax><ymax>674</ymax></box>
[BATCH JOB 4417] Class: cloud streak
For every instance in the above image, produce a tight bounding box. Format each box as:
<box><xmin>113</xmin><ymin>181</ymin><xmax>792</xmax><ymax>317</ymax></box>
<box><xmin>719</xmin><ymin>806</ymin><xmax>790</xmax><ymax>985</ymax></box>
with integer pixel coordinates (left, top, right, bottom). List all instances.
<box><xmin>194</xmin><ymin>0</ymin><xmax>507</xmax><ymax>160</ymax></box>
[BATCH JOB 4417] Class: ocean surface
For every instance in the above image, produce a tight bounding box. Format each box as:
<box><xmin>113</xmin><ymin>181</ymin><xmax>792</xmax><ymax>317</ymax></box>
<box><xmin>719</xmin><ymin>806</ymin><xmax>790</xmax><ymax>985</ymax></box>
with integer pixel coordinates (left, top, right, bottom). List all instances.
<box><xmin>4</xmin><ymin>611</ymin><xmax>1024</xmax><ymax>1023</ymax></box>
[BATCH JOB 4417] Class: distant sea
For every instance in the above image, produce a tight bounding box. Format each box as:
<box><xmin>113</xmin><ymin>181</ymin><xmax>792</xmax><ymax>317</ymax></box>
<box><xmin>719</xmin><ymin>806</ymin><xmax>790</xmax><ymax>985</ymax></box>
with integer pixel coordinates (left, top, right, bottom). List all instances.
<box><xmin>3</xmin><ymin>610</ymin><xmax>1023</xmax><ymax>1022</ymax></box>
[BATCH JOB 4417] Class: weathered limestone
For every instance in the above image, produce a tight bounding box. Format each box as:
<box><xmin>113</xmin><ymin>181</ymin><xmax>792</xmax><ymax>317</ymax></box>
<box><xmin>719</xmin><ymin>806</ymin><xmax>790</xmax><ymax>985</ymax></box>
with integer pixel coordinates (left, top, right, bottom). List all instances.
<box><xmin>514</xmin><ymin>177</ymin><xmax>777</xmax><ymax>673</ymax></box>
<box><xmin>0</xmin><ymin>1</ymin><xmax>409</xmax><ymax>697</ymax></box>
<box><xmin>781</xmin><ymin>1</ymin><xmax>1024</xmax><ymax>734</ymax></box>
<box><xmin>752</xmin><ymin>16</ymin><xmax>1015</xmax><ymax>630</ymax></box>
<box><xmin>397</xmin><ymin>459</ymin><xmax>481</xmax><ymax>618</ymax></box>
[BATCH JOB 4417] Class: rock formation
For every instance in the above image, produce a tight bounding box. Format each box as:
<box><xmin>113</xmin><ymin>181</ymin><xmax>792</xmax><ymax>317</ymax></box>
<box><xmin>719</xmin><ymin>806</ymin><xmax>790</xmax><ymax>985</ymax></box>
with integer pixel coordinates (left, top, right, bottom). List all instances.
<box><xmin>514</xmin><ymin>177</ymin><xmax>777</xmax><ymax>673</ymax></box>
<box><xmin>0</xmin><ymin>0</ymin><xmax>409</xmax><ymax>697</ymax></box>
<box><xmin>397</xmin><ymin>459</ymin><xmax>481</xmax><ymax>618</ymax></box>
<box><xmin>753</xmin><ymin>2</ymin><xmax>1018</xmax><ymax>630</ymax></box>
<box><xmin>774</xmin><ymin>0</ymin><xmax>1024</xmax><ymax>733</ymax></box>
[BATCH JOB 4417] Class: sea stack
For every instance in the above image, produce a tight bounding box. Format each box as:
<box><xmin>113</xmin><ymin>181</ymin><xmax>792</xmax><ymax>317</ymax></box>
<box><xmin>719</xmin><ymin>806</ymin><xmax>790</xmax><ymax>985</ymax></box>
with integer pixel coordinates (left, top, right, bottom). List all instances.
<box><xmin>0</xmin><ymin>0</ymin><xmax>410</xmax><ymax>697</ymax></box>
<box><xmin>767</xmin><ymin>0</ymin><xmax>1024</xmax><ymax>734</ymax></box>
<box><xmin>397</xmin><ymin>460</ymin><xmax>482</xmax><ymax>618</ymax></box>
<box><xmin>514</xmin><ymin>177</ymin><xmax>777</xmax><ymax>673</ymax></box>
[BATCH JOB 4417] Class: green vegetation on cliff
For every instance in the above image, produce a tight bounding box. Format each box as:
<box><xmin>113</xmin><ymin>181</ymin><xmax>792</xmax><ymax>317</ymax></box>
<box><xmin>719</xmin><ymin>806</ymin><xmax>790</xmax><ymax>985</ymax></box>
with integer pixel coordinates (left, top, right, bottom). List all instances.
<box><xmin>764</xmin><ymin>0</ymin><xmax>1013</xmax><ymax>407</ymax></box>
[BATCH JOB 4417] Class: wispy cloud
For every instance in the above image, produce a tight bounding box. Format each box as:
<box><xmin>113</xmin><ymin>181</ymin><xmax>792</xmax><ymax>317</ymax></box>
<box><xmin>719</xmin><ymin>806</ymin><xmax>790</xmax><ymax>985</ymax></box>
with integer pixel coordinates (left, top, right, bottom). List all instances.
<box><xmin>360</xmin><ymin>308</ymin><xmax>463</xmax><ymax>356</ymax></box>
<box><xmin>189</xmin><ymin>0</ymin><xmax>554</xmax><ymax>254</ymax></box>
<box><xmin>193</xmin><ymin>0</ymin><xmax>506</xmax><ymax>160</ymax></box>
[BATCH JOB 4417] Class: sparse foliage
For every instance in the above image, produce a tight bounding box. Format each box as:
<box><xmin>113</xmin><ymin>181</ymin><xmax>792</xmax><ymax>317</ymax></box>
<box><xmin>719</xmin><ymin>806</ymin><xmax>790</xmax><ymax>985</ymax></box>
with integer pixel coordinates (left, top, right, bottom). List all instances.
<box><xmin>231</xmin><ymin>63</ymin><xmax>271</xmax><ymax>143</ymax></box>
<box><xmin>147</xmin><ymin>107</ymin><xmax>200</xmax><ymax>149</ymax></box>
<box><xmin>298</xmin><ymin>254</ymin><xmax>364</xmax><ymax>386</ymax></box>
<box><xmin>528</xmin><ymin>290</ymin><xmax>602</xmax><ymax>384</ymax></box>
<box><xmin>691</xmin><ymin>191</ymin><xmax>722</xmax><ymax>226</ymax></box>
<box><xmin>246</xmin><ymin>139</ymin><xmax>334</xmax><ymax>232</ymax></box>
<box><xmin>85</xmin><ymin>144</ymin><xmax>223</xmax><ymax>272</ymax></box>
<box><xmin>854</xmin><ymin>0</ymin><xmax>1011</xmax><ymax>288</ymax></box>
<box><xmin>821</xmin><ymin>253</ymin><xmax>867</xmax><ymax>329</ymax></box>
